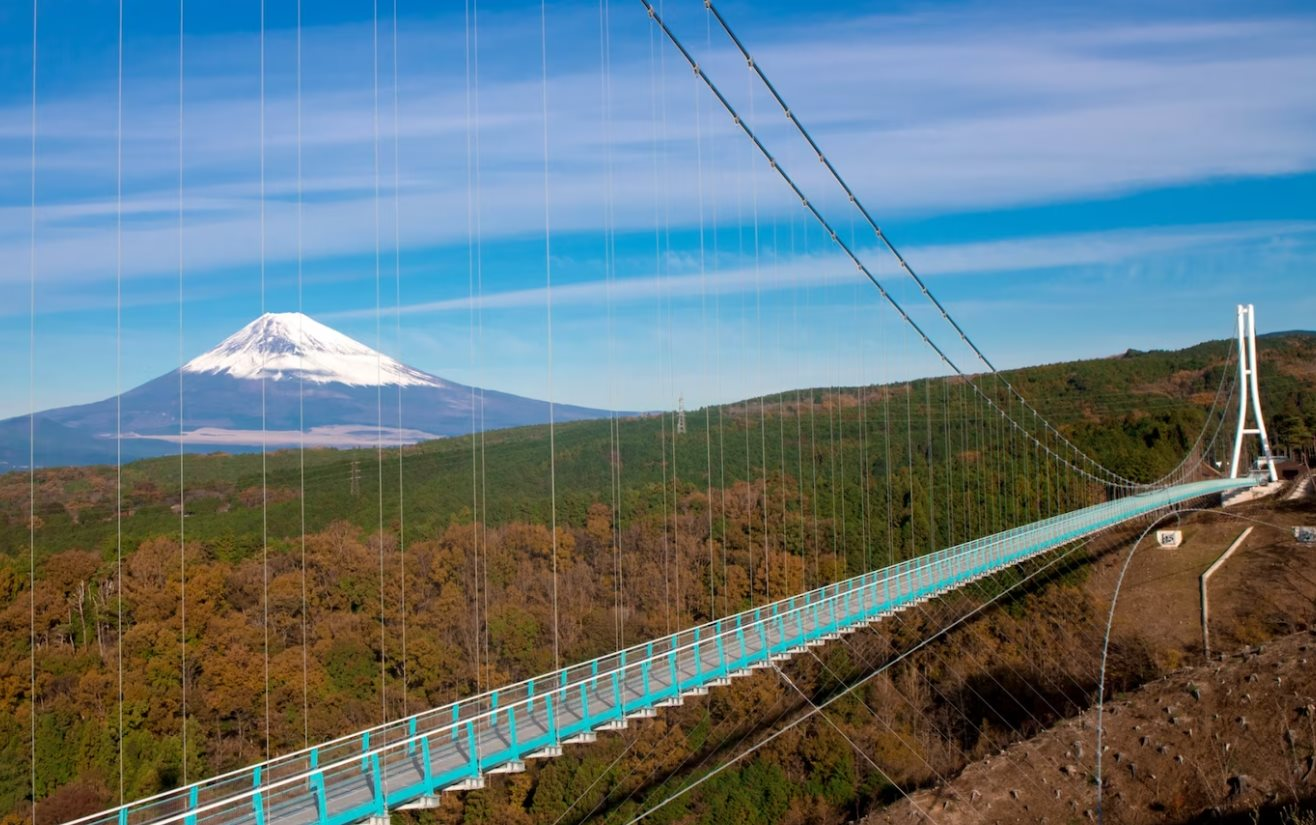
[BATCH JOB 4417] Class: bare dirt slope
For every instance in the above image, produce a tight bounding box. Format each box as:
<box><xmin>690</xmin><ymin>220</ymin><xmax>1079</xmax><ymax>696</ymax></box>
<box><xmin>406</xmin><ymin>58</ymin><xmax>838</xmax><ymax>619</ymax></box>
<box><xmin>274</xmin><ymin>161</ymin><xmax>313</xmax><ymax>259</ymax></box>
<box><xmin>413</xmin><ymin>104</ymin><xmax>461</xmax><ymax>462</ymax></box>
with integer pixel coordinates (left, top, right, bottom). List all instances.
<box><xmin>861</xmin><ymin>489</ymin><xmax>1316</xmax><ymax>824</ymax></box>
<box><xmin>863</xmin><ymin>629</ymin><xmax>1316</xmax><ymax>824</ymax></box>
<box><xmin>1090</xmin><ymin>496</ymin><xmax>1316</xmax><ymax>660</ymax></box>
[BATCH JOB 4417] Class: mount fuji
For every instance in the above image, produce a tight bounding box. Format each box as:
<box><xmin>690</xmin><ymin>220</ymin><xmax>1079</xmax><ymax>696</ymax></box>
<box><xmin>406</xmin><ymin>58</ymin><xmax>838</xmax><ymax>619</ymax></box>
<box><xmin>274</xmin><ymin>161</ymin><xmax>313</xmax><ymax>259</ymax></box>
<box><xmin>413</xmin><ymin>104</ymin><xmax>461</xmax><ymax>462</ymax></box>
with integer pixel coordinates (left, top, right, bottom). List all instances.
<box><xmin>0</xmin><ymin>312</ymin><xmax>623</xmax><ymax>468</ymax></box>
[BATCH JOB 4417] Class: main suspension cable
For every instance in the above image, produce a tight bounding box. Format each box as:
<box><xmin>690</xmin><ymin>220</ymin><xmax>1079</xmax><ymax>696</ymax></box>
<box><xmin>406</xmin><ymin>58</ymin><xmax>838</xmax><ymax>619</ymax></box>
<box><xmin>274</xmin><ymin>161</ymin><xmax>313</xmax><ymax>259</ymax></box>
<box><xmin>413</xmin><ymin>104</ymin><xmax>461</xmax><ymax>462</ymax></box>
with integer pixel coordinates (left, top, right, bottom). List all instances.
<box><xmin>638</xmin><ymin>0</ymin><xmax>1134</xmax><ymax>492</ymax></box>
<box><xmin>701</xmin><ymin>0</ymin><xmax>1135</xmax><ymax>490</ymax></box>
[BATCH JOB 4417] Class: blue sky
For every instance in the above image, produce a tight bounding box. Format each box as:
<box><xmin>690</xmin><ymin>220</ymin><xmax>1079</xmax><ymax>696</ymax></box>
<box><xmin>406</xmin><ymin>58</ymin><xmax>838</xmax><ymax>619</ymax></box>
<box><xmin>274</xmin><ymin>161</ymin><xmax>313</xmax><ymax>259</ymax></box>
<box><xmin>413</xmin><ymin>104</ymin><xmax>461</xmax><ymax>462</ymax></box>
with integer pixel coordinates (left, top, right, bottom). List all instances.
<box><xmin>0</xmin><ymin>0</ymin><xmax>1313</xmax><ymax>418</ymax></box>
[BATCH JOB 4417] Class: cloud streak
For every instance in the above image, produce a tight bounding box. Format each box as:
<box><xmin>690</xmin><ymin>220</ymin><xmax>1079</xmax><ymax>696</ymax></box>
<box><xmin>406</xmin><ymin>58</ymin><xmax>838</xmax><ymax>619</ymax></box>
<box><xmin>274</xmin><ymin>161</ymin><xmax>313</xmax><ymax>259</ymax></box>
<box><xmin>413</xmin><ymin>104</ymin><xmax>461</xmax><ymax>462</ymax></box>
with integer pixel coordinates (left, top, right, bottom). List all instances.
<box><xmin>322</xmin><ymin>220</ymin><xmax>1316</xmax><ymax>318</ymax></box>
<box><xmin>0</xmin><ymin>5</ymin><xmax>1313</xmax><ymax>288</ymax></box>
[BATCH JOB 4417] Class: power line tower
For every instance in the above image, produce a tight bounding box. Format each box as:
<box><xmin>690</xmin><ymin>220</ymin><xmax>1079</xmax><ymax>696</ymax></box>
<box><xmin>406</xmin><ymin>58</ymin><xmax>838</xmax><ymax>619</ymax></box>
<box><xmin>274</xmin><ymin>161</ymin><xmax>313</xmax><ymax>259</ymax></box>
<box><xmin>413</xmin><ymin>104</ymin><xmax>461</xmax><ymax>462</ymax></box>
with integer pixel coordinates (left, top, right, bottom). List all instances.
<box><xmin>350</xmin><ymin>460</ymin><xmax>361</xmax><ymax>497</ymax></box>
<box><xmin>676</xmin><ymin>395</ymin><xmax>687</xmax><ymax>435</ymax></box>
<box><xmin>1229</xmin><ymin>303</ymin><xmax>1278</xmax><ymax>483</ymax></box>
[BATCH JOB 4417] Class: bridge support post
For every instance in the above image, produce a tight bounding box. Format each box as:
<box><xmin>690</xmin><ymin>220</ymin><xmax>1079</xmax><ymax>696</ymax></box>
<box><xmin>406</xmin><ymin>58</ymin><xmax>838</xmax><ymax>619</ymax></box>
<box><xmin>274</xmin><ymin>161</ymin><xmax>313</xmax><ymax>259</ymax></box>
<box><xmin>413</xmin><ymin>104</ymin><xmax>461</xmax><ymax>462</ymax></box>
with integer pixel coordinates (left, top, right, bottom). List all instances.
<box><xmin>693</xmin><ymin>626</ymin><xmax>702</xmax><ymax>678</ymax></box>
<box><xmin>310</xmin><ymin>771</ymin><xmax>328</xmax><ymax>822</ymax></box>
<box><xmin>466</xmin><ymin>722</ymin><xmax>478</xmax><ymax>777</ymax></box>
<box><xmin>252</xmin><ymin>766</ymin><xmax>265</xmax><ymax>825</ymax></box>
<box><xmin>184</xmin><ymin>786</ymin><xmax>198</xmax><ymax>825</ymax></box>
<box><xmin>369</xmin><ymin>753</ymin><xmax>386</xmax><ymax>819</ymax></box>
<box><xmin>421</xmin><ymin>737</ymin><xmax>433</xmax><ymax>787</ymax></box>
<box><xmin>1229</xmin><ymin>304</ymin><xmax>1278</xmax><ymax>482</ymax></box>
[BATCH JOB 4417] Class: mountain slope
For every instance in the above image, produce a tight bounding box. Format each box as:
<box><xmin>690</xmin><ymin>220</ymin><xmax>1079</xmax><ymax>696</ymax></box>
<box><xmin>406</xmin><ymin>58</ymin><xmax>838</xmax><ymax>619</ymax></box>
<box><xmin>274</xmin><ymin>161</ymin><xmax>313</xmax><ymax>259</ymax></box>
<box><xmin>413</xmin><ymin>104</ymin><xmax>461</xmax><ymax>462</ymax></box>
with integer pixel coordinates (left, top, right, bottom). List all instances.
<box><xmin>0</xmin><ymin>313</ymin><xmax>621</xmax><ymax>468</ymax></box>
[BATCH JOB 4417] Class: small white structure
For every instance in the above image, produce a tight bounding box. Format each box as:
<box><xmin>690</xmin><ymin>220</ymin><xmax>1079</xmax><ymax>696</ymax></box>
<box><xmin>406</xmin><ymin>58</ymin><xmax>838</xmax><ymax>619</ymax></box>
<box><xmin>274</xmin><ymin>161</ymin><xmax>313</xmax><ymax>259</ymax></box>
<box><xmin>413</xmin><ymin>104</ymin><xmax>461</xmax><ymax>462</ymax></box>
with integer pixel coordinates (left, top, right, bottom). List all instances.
<box><xmin>1156</xmin><ymin>529</ymin><xmax>1183</xmax><ymax>548</ymax></box>
<box><xmin>1295</xmin><ymin>526</ymin><xmax>1316</xmax><ymax>545</ymax></box>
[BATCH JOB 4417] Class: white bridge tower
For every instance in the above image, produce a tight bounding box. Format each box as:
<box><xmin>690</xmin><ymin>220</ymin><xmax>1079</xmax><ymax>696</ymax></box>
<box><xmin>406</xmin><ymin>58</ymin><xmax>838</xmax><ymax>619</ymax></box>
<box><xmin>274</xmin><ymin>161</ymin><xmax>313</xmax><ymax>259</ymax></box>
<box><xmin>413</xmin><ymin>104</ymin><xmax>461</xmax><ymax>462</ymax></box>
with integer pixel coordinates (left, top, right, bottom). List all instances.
<box><xmin>1228</xmin><ymin>303</ymin><xmax>1278</xmax><ymax>482</ymax></box>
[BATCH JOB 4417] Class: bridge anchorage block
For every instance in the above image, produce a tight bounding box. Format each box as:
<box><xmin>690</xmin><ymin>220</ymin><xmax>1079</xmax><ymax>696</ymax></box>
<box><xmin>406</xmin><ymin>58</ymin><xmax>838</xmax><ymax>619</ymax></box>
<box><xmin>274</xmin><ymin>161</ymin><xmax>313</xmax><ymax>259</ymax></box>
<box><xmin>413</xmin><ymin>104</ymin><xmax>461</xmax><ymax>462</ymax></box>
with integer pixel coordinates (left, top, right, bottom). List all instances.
<box><xmin>682</xmin><ymin>686</ymin><xmax>710</xmax><ymax>698</ymax></box>
<box><xmin>655</xmin><ymin>696</ymin><xmax>684</xmax><ymax>708</ymax></box>
<box><xmin>488</xmin><ymin>761</ymin><xmax>526</xmax><ymax>775</ymax></box>
<box><xmin>448</xmin><ymin>776</ymin><xmax>486</xmax><ymax>791</ymax></box>
<box><xmin>748</xmin><ymin>660</ymin><xmax>773</xmax><ymax>671</ymax></box>
<box><xmin>597</xmin><ymin>719</ymin><xmax>628</xmax><ymax>731</ymax></box>
<box><xmin>627</xmin><ymin>707</ymin><xmax>659</xmax><ymax>719</ymax></box>
<box><xmin>786</xmin><ymin>645</ymin><xmax>807</xmax><ymax>655</ymax></box>
<box><xmin>729</xmin><ymin>668</ymin><xmax>753</xmax><ymax>678</ymax></box>
<box><xmin>805</xmin><ymin>638</ymin><xmax>827</xmax><ymax>648</ymax></box>
<box><xmin>563</xmin><ymin>732</ymin><xmax>598</xmax><ymax>745</ymax></box>
<box><xmin>526</xmin><ymin>745</ymin><xmax>564</xmax><ymax>759</ymax></box>
<box><xmin>706</xmin><ymin>676</ymin><xmax>732</xmax><ymax>687</ymax></box>
<box><xmin>769</xmin><ymin>653</ymin><xmax>794</xmax><ymax>663</ymax></box>
<box><xmin>397</xmin><ymin>795</ymin><xmax>442</xmax><ymax>811</ymax></box>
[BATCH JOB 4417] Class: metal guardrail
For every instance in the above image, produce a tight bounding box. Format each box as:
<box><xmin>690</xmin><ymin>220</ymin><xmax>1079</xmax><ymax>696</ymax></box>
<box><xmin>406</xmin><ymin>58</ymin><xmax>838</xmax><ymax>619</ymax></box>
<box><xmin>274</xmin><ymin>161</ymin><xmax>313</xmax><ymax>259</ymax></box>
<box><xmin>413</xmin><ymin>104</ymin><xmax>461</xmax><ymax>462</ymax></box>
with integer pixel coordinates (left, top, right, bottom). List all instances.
<box><xmin>66</xmin><ymin>477</ymin><xmax>1255</xmax><ymax>825</ymax></box>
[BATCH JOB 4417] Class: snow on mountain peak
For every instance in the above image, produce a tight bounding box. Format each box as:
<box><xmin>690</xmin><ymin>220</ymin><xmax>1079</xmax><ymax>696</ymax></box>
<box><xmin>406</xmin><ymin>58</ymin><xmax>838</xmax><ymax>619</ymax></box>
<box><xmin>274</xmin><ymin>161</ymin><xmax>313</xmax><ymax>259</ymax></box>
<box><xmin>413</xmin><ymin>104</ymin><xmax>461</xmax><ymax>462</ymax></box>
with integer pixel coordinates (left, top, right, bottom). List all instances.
<box><xmin>183</xmin><ymin>312</ymin><xmax>444</xmax><ymax>388</ymax></box>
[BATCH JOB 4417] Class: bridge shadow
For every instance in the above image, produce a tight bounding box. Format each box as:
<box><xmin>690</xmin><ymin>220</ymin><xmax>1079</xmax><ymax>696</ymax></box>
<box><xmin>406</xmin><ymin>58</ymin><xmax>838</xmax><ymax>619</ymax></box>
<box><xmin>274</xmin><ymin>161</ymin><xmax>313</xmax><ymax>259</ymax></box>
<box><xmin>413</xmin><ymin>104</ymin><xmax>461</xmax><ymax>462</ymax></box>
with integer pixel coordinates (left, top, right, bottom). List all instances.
<box><xmin>1171</xmin><ymin>797</ymin><xmax>1316</xmax><ymax>824</ymax></box>
<box><xmin>546</xmin><ymin>516</ymin><xmax>1196</xmax><ymax>823</ymax></box>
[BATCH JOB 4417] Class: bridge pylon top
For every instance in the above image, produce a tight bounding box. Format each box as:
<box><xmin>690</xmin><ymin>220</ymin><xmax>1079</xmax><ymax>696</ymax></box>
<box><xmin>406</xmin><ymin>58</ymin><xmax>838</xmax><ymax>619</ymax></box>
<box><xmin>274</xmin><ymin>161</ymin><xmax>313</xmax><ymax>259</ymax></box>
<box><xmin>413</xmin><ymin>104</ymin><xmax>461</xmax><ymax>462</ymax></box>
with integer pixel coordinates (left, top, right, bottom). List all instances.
<box><xmin>1229</xmin><ymin>303</ymin><xmax>1278</xmax><ymax>483</ymax></box>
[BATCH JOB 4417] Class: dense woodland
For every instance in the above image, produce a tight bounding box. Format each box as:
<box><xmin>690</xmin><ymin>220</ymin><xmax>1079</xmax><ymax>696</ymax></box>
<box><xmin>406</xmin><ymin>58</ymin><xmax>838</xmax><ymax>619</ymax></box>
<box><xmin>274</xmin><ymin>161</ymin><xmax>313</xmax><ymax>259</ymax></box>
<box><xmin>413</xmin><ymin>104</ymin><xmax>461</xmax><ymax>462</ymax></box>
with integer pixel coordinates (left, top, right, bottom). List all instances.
<box><xmin>1</xmin><ymin>332</ymin><xmax>1315</xmax><ymax>824</ymax></box>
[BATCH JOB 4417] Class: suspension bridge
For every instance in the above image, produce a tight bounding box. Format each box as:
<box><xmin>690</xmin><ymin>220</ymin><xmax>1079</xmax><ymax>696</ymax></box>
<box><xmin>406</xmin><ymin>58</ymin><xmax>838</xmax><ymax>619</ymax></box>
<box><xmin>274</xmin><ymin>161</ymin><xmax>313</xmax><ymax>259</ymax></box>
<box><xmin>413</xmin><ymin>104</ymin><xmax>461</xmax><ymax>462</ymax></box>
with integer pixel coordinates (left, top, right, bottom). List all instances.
<box><xmin>65</xmin><ymin>477</ymin><xmax>1263</xmax><ymax>825</ymax></box>
<box><xmin>13</xmin><ymin>0</ymin><xmax>1291</xmax><ymax>824</ymax></box>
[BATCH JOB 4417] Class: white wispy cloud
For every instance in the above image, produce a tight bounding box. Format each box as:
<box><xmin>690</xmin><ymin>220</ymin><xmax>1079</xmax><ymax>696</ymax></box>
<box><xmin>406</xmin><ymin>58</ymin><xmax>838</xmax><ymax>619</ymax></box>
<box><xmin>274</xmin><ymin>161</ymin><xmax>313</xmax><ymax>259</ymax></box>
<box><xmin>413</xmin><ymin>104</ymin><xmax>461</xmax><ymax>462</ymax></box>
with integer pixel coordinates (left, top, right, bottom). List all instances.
<box><xmin>321</xmin><ymin>220</ymin><xmax>1316</xmax><ymax>319</ymax></box>
<box><xmin>0</xmin><ymin>4</ymin><xmax>1312</xmax><ymax>288</ymax></box>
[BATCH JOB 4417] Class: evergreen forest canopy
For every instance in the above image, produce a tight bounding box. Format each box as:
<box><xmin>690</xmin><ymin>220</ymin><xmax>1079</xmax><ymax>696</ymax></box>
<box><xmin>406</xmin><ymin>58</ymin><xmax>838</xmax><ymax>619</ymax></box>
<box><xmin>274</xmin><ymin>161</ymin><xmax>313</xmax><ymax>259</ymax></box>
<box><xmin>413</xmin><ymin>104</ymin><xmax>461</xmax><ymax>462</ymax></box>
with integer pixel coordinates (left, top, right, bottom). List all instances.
<box><xmin>0</xmin><ymin>331</ymin><xmax>1314</xmax><ymax>825</ymax></box>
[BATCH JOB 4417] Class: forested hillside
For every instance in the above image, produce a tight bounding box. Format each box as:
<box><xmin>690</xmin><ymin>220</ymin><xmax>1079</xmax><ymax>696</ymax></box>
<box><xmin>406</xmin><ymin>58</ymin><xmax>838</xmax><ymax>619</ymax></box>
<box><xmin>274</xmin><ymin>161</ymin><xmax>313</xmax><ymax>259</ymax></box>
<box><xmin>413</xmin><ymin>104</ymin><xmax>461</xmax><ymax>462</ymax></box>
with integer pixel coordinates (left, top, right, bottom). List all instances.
<box><xmin>0</xmin><ymin>332</ymin><xmax>1313</xmax><ymax>824</ymax></box>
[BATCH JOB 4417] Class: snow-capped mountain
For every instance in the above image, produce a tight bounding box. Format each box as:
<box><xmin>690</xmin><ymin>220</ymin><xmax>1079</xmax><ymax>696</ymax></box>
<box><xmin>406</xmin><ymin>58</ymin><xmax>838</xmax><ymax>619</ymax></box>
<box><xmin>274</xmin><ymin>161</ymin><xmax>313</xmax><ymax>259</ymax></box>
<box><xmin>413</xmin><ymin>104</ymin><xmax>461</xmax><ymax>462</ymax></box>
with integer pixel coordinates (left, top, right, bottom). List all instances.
<box><xmin>0</xmin><ymin>312</ymin><xmax>621</xmax><ymax>468</ymax></box>
<box><xmin>183</xmin><ymin>313</ymin><xmax>444</xmax><ymax>388</ymax></box>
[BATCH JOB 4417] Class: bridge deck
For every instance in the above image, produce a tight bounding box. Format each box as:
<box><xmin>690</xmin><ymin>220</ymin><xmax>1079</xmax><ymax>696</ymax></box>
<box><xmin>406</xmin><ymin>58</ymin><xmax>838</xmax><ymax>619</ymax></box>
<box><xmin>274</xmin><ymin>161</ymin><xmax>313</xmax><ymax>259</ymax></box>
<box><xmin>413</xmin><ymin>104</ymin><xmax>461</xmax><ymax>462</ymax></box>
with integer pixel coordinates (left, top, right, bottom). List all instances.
<box><xmin>70</xmin><ymin>477</ymin><xmax>1255</xmax><ymax>825</ymax></box>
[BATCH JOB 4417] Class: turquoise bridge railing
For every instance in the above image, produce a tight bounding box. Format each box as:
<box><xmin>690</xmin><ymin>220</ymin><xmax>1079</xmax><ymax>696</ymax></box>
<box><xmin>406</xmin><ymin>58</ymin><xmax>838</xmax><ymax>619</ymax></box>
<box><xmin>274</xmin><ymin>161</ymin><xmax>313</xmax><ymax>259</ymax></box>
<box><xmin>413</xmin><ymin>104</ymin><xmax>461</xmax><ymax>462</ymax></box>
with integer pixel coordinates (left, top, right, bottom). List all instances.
<box><xmin>67</xmin><ymin>476</ymin><xmax>1256</xmax><ymax>825</ymax></box>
